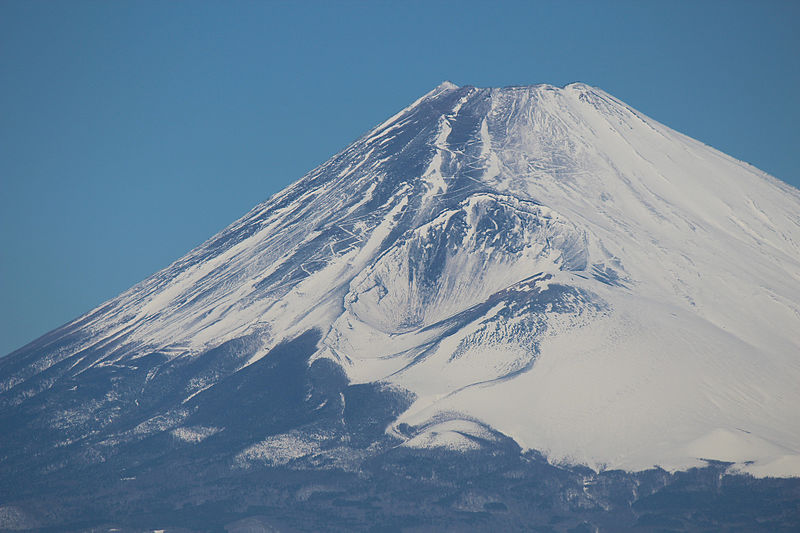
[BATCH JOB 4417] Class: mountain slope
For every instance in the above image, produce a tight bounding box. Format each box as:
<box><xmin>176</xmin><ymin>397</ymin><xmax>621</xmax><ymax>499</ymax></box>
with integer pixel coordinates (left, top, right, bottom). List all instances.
<box><xmin>2</xmin><ymin>81</ymin><xmax>800</xmax><ymax>516</ymax></box>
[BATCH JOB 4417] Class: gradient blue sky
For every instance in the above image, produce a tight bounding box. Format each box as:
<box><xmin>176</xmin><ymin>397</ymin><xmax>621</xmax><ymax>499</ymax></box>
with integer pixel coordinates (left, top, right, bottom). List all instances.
<box><xmin>1</xmin><ymin>1</ymin><xmax>798</xmax><ymax>355</ymax></box>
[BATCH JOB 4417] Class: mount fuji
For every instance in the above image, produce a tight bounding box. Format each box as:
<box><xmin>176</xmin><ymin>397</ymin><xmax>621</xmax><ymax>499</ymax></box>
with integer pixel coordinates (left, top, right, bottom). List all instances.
<box><xmin>2</xmin><ymin>82</ymin><xmax>799</xmax><ymax>531</ymax></box>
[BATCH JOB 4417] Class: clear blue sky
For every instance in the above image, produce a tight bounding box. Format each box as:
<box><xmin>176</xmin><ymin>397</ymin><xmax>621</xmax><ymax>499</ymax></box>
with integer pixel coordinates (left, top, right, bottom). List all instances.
<box><xmin>1</xmin><ymin>1</ymin><xmax>798</xmax><ymax>356</ymax></box>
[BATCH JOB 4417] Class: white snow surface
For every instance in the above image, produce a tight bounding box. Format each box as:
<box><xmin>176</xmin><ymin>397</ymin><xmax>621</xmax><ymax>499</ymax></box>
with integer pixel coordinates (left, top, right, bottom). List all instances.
<box><xmin>12</xmin><ymin>82</ymin><xmax>800</xmax><ymax>477</ymax></box>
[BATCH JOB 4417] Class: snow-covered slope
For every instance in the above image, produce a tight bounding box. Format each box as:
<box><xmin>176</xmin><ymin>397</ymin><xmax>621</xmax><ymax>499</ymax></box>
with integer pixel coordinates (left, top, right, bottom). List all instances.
<box><xmin>3</xmin><ymin>81</ymin><xmax>800</xmax><ymax>479</ymax></box>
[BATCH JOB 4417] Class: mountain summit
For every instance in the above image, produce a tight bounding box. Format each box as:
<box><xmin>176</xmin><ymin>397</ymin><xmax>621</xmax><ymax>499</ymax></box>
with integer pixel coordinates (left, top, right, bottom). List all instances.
<box><xmin>2</xmin><ymin>83</ymin><xmax>800</xmax><ymax>530</ymax></box>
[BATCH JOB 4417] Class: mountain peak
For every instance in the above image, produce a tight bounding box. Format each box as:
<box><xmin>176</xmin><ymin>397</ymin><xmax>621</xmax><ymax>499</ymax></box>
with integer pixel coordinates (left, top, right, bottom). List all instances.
<box><xmin>2</xmin><ymin>80</ymin><xmax>800</xmax><ymax>521</ymax></box>
<box><xmin>436</xmin><ymin>80</ymin><xmax>459</xmax><ymax>91</ymax></box>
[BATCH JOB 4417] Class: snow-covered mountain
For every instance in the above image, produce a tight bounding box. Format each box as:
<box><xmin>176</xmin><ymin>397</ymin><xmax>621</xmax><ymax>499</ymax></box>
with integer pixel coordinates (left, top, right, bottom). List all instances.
<box><xmin>2</xmin><ymin>82</ymin><xmax>800</xmax><ymax>530</ymax></box>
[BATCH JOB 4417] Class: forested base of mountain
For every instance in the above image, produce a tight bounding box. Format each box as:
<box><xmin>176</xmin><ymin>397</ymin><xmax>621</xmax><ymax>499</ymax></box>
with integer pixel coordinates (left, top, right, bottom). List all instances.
<box><xmin>2</xmin><ymin>448</ymin><xmax>799</xmax><ymax>532</ymax></box>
